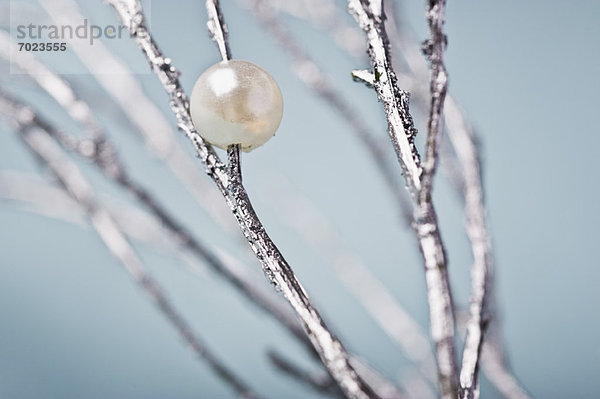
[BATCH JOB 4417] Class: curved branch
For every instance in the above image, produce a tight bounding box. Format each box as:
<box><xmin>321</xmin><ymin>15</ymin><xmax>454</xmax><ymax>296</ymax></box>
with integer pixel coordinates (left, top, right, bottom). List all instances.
<box><xmin>106</xmin><ymin>1</ymin><xmax>377</xmax><ymax>397</ymax></box>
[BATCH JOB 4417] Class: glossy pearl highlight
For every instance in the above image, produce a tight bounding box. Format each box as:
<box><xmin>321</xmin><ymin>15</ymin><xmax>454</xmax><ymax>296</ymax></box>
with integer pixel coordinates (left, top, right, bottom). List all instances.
<box><xmin>190</xmin><ymin>60</ymin><xmax>283</xmax><ymax>152</ymax></box>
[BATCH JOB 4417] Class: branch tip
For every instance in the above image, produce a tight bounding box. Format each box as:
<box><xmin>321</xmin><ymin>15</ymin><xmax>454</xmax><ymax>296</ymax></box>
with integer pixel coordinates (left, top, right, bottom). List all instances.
<box><xmin>351</xmin><ymin>69</ymin><xmax>375</xmax><ymax>86</ymax></box>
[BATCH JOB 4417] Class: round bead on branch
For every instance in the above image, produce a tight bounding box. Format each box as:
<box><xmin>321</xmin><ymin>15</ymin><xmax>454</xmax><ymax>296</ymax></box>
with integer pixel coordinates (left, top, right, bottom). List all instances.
<box><xmin>190</xmin><ymin>60</ymin><xmax>283</xmax><ymax>152</ymax></box>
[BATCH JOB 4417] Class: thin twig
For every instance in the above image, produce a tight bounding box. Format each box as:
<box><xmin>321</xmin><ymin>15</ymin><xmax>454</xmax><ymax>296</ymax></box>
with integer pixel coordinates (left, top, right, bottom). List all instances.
<box><xmin>448</xmin><ymin>101</ymin><xmax>489</xmax><ymax>399</ymax></box>
<box><xmin>210</xmin><ymin>6</ymin><xmax>397</xmax><ymax>395</ymax></box>
<box><xmin>268</xmin><ymin>350</ymin><xmax>343</xmax><ymax>397</ymax></box>
<box><xmin>349</xmin><ymin>358</ymin><xmax>408</xmax><ymax>399</ymax></box>
<box><xmin>210</xmin><ymin>3</ymin><xmax>392</xmax><ymax>395</ymax></box>
<box><xmin>268</xmin><ymin>347</ymin><xmax>409</xmax><ymax>399</ymax></box>
<box><xmin>446</xmin><ymin>95</ymin><xmax>501</xmax><ymax>399</ymax></box>
<box><xmin>347</xmin><ymin>2</ymin><xmax>458</xmax><ymax>397</ymax></box>
<box><xmin>0</xmin><ymin>91</ymin><xmax>262</xmax><ymax>399</ymax></box>
<box><xmin>419</xmin><ymin>3</ymin><xmax>458</xmax><ymax>397</ymax></box>
<box><xmin>449</xmin><ymin>138</ymin><xmax>526</xmax><ymax>398</ymax></box>
<box><xmin>206</xmin><ymin>0</ymin><xmax>232</xmax><ymax>61</ymax></box>
<box><xmin>384</xmin><ymin>4</ymin><xmax>526</xmax><ymax>397</ymax></box>
<box><xmin>106</xmin><ymin>1</ymin><xmax>377</xmax><ymax>397</ymax></box>
<box><xmin>420</xmin><ymin>0</ymin><xmax>448</xmax><ymax>203</ymax></box>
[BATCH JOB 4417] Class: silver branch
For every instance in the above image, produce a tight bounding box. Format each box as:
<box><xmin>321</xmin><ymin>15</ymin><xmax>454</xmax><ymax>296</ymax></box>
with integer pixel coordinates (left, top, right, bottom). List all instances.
<box><xmin>206</xmin><ymin>0</ymin><xmax>232</xmax><ymax>61</ymax></box>
<box><xmin>383</xmin><ymin>3</ymin><xmax>529</xmax><ymax>397</ymax></box>
<box><xmin>248</xmin><ymin>1</ymin><xmax>529</xmax><ymax>396</ymax></box>
<box><xmin>420</xmin><ymin>0</ymin><xmax>448</xmax><ymax>203</ymax></box>
<box><xmin>347</xmin><ymin>1</ymin><xmax>458</xmax><ymax>397</ymax></box>
<box><xmin>0</xmin><ymin>1</ymin><xmax>530</xmax><ymax>397</ymax></box>
<box><xmin>347</xmin><ymin>0</ymin><xmax>421</xmax><ymax>199</ymax></box>
<box><xmin>105</xmin><ymin>0</ymin><xmax>378</xmax><ymax>397</ymax></box>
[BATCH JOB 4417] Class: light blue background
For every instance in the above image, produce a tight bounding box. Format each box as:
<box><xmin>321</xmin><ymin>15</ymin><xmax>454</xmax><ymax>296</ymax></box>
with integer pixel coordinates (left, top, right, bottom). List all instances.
<box><xmin>1</xmin><ymin>1</ymin><xmax>599</xmax><ymax>398</ymax></box>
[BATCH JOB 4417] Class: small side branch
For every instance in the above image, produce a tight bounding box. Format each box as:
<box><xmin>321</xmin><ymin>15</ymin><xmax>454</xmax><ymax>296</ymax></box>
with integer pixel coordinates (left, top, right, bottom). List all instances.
<box><xmin>268</xmin><ymin>350</ymin><xmax>343</xmax><ymax>397</ymax></box>
<box><xmin>206</xmin><ymin>0</ymin><xmax>231</xmax><ymax>61</ymax></box>
<box><xmin>351</xmin><ymin>69</ymin><xmax>376</xmax><ymax>86</ymax></box>
<box><xmin>347</xmin><ymin>0</ymin><xmax>422</xmax><ymax>200</ymax></box>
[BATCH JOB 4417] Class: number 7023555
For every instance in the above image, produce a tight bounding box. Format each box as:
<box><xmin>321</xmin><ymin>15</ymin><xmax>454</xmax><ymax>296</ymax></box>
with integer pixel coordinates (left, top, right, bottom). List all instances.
<box><xmin>18</xmin><ymin>42</ymin><xmax>67</xmax><ymax>52</ymax></box>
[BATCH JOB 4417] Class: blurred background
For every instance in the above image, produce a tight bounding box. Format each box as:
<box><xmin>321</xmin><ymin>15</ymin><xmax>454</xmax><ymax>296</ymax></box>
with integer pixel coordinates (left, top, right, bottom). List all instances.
<box><xmin>1</xmin><ymin>0</ymin><xmax>599</xmax><ymax>398</ymax></box>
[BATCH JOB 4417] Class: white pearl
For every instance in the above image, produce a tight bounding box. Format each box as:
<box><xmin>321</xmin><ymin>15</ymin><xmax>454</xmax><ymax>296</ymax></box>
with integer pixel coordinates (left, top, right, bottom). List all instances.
<box><xmin>190</xmin><ymin>60</ymin><xmax>283</xmax><ymax>152</ymax></box>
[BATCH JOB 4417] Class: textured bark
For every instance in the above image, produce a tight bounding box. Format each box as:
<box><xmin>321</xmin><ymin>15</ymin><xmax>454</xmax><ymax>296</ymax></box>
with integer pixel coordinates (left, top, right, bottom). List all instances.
<box><xmin>348</xmin><ymin>2</ymin><xmax>458</xmax><ymax>397</ymax></box>
<box><xmin>106</xmin><ymin>1</ymin><xmax>380</xmax><ymax>397</ymax></box>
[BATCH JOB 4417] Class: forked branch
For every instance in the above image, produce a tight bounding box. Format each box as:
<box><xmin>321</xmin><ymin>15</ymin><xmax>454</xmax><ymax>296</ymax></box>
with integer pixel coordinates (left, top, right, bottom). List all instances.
<box><xmin>348</xmin><ymin>1</ymin><xmax>458</xmax><ymax>397</ymax></box>
<box><xmin>106</xmin><ymin>0</ymin><xmax>378</xmax><ymax>397</ymax></box>
<box><xmin>264</xmin><ymin>1</ymin><xmax>527</xmax><ymax>396</ymax></box>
